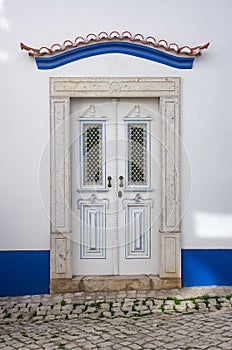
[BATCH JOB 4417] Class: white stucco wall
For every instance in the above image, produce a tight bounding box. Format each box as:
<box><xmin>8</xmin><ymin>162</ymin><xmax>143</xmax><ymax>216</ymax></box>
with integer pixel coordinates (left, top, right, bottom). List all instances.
<box><xmin>1</xmin><ymin>0</ymin><xmax>232</xmax><ymax>250</ymax></box>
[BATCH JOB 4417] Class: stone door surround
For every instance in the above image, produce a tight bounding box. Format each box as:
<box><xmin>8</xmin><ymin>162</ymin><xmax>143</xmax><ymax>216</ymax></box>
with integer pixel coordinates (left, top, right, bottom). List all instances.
<box><xmin>50</xmin><ymin>77</ymin><xmax>181</xmax><ymax>293</ymax></box>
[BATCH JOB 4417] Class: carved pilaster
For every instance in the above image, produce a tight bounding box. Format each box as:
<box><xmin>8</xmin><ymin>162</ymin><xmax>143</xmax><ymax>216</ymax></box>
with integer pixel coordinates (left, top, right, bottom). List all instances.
<box><xmin>159</xmin><ymin>97</ymin><xmax>181</xmax><ymax>278</ymax></box>
<box><xmin>50</xmin><ymin>97</ymin><xmax>71</xmax><ymax>233</ymax></box>
<box><xmin>50</xmin><ymin>97</ymin><xmax>71</xmax><ymax>279</ymax></box>
<box><xmin>160</xmin><ymin>97</ymin><xmax>180</xmax><ymax>232</ymax></box>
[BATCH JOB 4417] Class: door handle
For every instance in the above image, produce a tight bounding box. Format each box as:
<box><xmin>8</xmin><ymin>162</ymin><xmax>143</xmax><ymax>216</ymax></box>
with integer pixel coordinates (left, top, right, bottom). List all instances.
<box><xmin>107</xmin><ymin>176</ymin><xmax>112</xmax><ymax>188</ymax></box>
<box><xmin>119</xmin><ymin>176</ymin><xmax>124</xmax><ymax>187</ymax></box>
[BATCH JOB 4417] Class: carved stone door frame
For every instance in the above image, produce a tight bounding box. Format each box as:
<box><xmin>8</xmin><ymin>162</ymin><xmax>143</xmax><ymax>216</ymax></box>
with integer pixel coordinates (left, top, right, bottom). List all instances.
<box><xmin>50</xmin><ymin>77</ymin><xmax>181</xmax><ymax>293</ymax></box>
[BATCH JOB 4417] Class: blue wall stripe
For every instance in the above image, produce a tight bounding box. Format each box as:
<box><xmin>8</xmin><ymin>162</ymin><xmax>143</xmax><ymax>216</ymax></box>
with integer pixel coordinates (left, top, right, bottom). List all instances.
<box><xmin>0</xmin><ymin>250</ymin><xmax>50</xmax><ymax>296</ymax></box>
<box><xmin>182</xmin><ymin>249</ymin><xmax>232</xmax><ymax>287</ymax></box>
<box><xmin>35</xmin><ymin>42</ymin><xmax>194</xmax><ymax>70</ymax></box>
<box><xmin>1</xmin><ymin>249</ymin><xmax>231</xmax><ymax>296</ymax></box>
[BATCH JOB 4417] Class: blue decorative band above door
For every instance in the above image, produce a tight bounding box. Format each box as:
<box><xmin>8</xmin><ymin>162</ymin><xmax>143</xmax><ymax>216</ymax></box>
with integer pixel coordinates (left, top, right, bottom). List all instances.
<box><xmin>35</xmin><ymin>42</ymin><xmax>195</xmax><ymax>70</ymax></box>
<box><xmin>20</xmin><ymin>31</ymin><xmax>209</xmax><ymax>70</ymax></box>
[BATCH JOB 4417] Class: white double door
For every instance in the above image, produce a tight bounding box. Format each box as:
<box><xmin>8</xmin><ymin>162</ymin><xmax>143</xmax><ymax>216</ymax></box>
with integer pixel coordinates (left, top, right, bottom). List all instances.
<box><xmin>71</xmin><ymin>97</ymin><xmax>161</xmax><ymax>275</ymax></box>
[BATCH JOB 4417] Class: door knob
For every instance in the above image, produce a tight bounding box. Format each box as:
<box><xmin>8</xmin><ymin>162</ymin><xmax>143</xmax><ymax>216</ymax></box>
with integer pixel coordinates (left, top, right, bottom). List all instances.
<box><xmin>107</xmin><ymin>176</ymin><xmax>112</xmax><ymax>188</ymax></box>
<box><xmin>119</xmin><ymin>176</ymin><xmax>124</xmax><ymax>187</ymax></box>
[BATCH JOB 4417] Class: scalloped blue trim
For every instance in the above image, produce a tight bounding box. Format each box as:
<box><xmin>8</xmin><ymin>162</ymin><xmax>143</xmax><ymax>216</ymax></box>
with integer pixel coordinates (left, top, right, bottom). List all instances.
<box><xmin>35</xmin><ymin>41</ymin><xmax>194</xmax><ymax>70</ymax></box>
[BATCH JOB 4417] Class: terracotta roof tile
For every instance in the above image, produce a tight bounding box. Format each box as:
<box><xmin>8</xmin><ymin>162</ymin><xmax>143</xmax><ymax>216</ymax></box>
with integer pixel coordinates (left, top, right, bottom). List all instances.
<box><xmin>21</xmin><ymin>31</ymin><xmax>210</xmax><ymax>57</ymax></box>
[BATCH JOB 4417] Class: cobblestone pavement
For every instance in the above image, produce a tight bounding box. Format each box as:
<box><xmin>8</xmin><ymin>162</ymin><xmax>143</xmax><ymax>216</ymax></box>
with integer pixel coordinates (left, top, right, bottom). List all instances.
<box><xmin>0</xmin><ymin>309</ymin><xmax>232</xmax><ymax>349</ymax></box>
<box><xmin>0</xmin><ymin>287</ymin><xmax>232</xmax><ymax>349</ymax></box>
<box><xmin>1</xmin><ymin>287</ymin><xmax>232</xmax><ymax>323</ymax></box>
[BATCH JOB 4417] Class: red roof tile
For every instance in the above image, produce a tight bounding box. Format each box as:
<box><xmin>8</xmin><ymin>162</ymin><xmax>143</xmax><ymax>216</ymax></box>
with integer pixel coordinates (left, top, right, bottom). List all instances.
<box><xmin>21</xmin><ymin>31</ymin><xmax>210</xmax><ymax>57</ymax></box>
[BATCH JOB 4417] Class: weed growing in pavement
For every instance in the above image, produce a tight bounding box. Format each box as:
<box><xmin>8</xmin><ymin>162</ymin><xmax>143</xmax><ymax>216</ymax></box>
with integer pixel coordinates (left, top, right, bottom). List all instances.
<box><xmin>89</xmin><ymin>302</ymin><xmax>102</xmax><ymax>309</ymax></box>
<box><xmin>215</xmin><ymin>297</ymin><xmax>222</xmax><ymax>310</ymax></box>
<box><xmin>83</xmin><ymin>304</ymin><xmax>88</xmax><ymax>312</ymax></box>
<box><xmin>166</xmin><ymin>296</ymin><xmax>181</xmax><ymax>305</ymax></box>
<box><xmin>60</xmin><ymin>300</ymin><xmax>67</xmax><ymax>307</ymax></box>
<box><xmin>108</xmin><ymin>301</ymin><xmax>115</xmax><ymax>316</ymax></box>
<box><xmin>132</xmin><ymin>299</ymin><xmax>140</xmax><ymax>311</ymax></box>
<box><xmin>21</xmin><ymin>332</ymin><xmax>29</xmax><ymax>337</ymax></box>
<box><xmin>192</xmin><ymin>300</ymin><xmax>199</xmax><ymax>310</ymax></box>
<box><xmin>173</xmin><ymin>297</ymin><xmax>181</xmax><ymax>305</ymax></box>
<box><xmin>173</xmin><ymin>306</ymin><xmax>181</xmax><ymax>313</ymax></box>
<box><xmin>202</xmin><ymin>295</ymin><xmax>210</xmax><ymax>307</ymax></box>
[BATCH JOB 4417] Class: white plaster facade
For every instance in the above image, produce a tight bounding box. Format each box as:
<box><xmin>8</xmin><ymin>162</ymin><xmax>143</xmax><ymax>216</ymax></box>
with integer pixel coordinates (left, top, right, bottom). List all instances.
<box><xmin>1</xmin><ymin>0</ymin><xmax>232</xmax><ymax>295</ymax></box>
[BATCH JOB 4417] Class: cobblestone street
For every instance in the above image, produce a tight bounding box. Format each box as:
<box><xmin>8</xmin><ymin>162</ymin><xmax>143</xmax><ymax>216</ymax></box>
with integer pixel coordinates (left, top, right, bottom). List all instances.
<box><xmin>1</xmin><ymin>309</ymin><xmax>232</xmax><ymax>350</ymax></box>
<box><xmin>0</xmin><ymin>287</ymin><xmax>232</xmax><ymax>349</ymax></box>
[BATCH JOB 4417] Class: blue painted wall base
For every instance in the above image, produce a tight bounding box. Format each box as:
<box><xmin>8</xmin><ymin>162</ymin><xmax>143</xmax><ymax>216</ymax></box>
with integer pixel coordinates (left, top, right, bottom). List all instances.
<box><xmin>0</xmin><ymin>251</ymin><xmax>50</xmax><ymax>296</ymax></box>
<box><xmin>1</xmin><ymin>249</ymin><xmax>231</xmax><ymax>296</ymax></box>
<box><xmin>182</xmin><ymin>249</ymin><xmax>232</xmax><ymax>287</ymax></box>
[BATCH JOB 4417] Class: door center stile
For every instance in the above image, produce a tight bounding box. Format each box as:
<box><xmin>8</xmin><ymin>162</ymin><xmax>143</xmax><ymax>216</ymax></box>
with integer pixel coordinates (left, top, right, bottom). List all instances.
<box><xmin>112</xmin><ymin>98</ymin><xmax>120</xmax><ymax>275</ymax></box>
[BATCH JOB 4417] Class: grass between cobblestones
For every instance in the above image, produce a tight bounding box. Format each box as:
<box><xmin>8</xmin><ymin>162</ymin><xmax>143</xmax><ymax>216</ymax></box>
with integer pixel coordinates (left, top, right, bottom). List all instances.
<box><xmin>0</xmin><ymin>292</ymin><xmax>232</xmax><ymax>325</ymax></box>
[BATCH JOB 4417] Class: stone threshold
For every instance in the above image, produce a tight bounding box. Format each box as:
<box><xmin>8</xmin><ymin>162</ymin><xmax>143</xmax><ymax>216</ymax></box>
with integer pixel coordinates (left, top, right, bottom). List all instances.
<box><xmin>50</xmin><ymin>275</ymin><xmax>181</xmax><ymax>294</ymax></box>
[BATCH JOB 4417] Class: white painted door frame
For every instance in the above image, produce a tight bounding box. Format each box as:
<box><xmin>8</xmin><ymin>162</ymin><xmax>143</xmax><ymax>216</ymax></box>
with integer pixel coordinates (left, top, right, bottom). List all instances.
<box><xmin>50</xmin><ymin>77</ymin><xmax>181</xmax><ymax>292</ymax></box>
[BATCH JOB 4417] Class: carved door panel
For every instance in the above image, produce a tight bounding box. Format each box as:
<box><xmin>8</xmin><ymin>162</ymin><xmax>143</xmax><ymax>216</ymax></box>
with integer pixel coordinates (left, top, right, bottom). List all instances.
<box><xmin>71</xmin><ymin>98</ymin><xmax>161</xmax><ymax>275</ymax></box>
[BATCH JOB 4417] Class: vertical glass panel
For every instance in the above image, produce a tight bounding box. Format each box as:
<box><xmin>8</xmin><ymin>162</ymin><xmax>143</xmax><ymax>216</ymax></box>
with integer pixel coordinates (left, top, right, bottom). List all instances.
<box><xmin>83</xmin><ymin>123</ymin><xmax>103</xmax><ymax>186</ymax></box>
<box><xmin>128</xmin><ymin>123</ymin><xmax>147</xmax><ymax>186</ymax></box>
